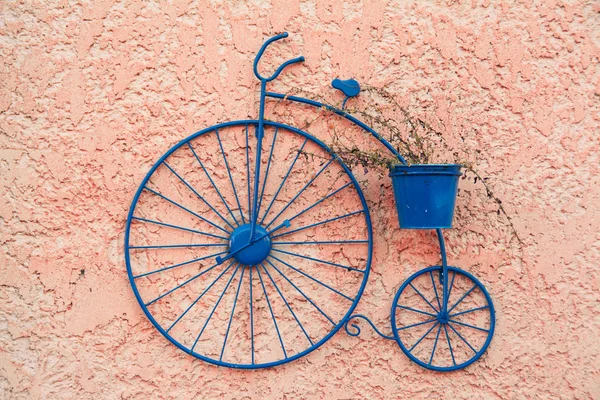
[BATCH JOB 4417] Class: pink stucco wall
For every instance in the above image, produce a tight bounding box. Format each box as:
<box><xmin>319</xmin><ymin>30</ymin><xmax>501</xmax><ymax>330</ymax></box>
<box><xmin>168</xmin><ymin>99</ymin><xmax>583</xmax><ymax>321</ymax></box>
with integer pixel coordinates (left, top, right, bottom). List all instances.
<box><xmin>1</xmin><ymin>0</ymin><xmax>599</xmax><ymax>399</ymax></box>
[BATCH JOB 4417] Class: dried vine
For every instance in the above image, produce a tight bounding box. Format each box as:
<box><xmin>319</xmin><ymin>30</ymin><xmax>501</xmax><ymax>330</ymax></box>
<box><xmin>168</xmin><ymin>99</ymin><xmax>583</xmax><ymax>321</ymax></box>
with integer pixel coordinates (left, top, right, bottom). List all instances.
<box><xmin>268</xmin><ymin>84</ymin><xmax>521</xmax><ymax>243</ymax></box>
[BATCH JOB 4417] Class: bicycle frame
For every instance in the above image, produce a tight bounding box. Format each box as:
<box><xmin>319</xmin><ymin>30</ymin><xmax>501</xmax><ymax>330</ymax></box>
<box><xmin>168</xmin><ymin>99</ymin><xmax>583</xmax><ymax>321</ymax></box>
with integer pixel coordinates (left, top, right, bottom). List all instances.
<box><xmin>252</xmin><ymin>33</ymin><xmax>452</xmax><ymax>319</ymax></box>
<box><xmin>125</xmin><ymin>32</ymin><xmax>494</xmax><ymax>371</ymax></box>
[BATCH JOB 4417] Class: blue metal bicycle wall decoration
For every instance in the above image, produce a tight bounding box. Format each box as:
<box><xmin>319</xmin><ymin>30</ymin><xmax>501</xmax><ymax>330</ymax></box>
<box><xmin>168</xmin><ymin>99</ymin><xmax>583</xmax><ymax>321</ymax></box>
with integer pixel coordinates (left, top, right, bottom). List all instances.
<box><xmin>125</xmin><ymin>33</ymin><xmax>495</xmax><ymax>371</ymax></box>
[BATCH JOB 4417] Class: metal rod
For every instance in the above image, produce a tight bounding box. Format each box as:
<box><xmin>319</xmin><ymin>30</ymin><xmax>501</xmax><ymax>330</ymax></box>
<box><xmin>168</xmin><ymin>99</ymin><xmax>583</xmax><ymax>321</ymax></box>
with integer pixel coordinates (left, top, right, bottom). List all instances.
<box><xmin>261</xmin><ymin>263</ymin><xmax>313</xmax><ymax>345</ymax></box>
<box><xmin>268</xmin><ymin>255</ymin><xmax>353</xmax><ymax>301</ymax></box>
<box><xmin>279</xmin><ymin>182</ymin><xmax>353</xmax><ymax>225</ymax></box>
<box><xmin>166</xmin><ymin>260</ymin><xmax>236</xmax><ymax>333</ymax></box>
<box><xmin>264</xmin><ymin>157</ymin><xmax>335</xmax><ymax>229</ymax></box>
<box><xmin>429</xmin><ymin>324</ymin><xmax>442</xmax><ymax>365</ymax></box>
<box><xmin>143</xmin><ymin>186</ymin><xmax>230</xmax><ymax>234</ymax></box>
<box><xmin>266</xmin><ymin>259</ymin><xmax>335</xmax><ymax>325</ymax></box>
<box><xmin>216</xmin><ymin>128</ymin><xmax>245</xmax><ymax>224</ymax></box>
<box><xmin>133</xmin><ymin>250</ymin><xmax>228</xmax><ymax>279</ymax></box>
<box><xmin>265</xmin><ymin>92</ymin><xmax>407</xmax><ymax>164</ymax></box>
<box><xmin>191</xmin><ymin>264</ymin><xmax>241</xmax><ymax>352</ymax></box>
<box><xmin>272</xmin><ymin>210</ymin><xmax>363</xmax><ymax>240</ymax></box>
<box><xmin>436</xmin><ymin>229</ymin><xmax>449</xmax><ymax>313</ymax></box>
<box><xmin>256</xmin><ymin>265</ymin><xmax>287</xmax><ymax>358</ymax></box>
<box><xmin>163</xmin><ymin>161</ymin><xmax>236</xmax><ymax>230</ymax></box>
<box><xmin>188</xmin><ymin>141</ymin><xmax>241</xmax><ymax>227</ymax></box>
<box><xmin>131</xmin><ymin>217</ymin><xmax>228</xmax><ymax>240</ymax></box>
<box><xmin>409</xmin><ymin>283</ymin><xmax>439</xmax><ymax>313</ymax></box>
<box><xmin>220</xmin><ymin>267</ymin><xmax>246</xmax><ymax>361</ymax></box>
<box><xmin>145</xmin><ymin>260</ymin><xmax>224</xmax><ymax>306</ymax></box>
<box><xmin>259</xmin><ymin>138</ymin><xmax>308</xmax><ymax>225</ymax></box>
<box><xmin>256</xmin><ymin>127</ymin><xmax>278</xmax><ymax>221</ymax></box>
<box><xmin>271</xmin><ymin>248</ymin><xmax>365</xmax><ymax>273</ymax></box>
<box><xmin>250</xmin><ymin>80</ymin><xmax>268</xmax><ymax>241</ymax></box>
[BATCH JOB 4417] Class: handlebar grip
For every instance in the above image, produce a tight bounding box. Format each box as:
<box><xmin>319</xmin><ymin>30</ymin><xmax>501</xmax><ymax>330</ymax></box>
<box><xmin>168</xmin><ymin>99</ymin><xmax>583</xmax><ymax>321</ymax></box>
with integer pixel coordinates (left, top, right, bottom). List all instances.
<box><xmin>253</xmin><ymin>33</ymin><xmax>304</xmax><ymax>82</ymax></box>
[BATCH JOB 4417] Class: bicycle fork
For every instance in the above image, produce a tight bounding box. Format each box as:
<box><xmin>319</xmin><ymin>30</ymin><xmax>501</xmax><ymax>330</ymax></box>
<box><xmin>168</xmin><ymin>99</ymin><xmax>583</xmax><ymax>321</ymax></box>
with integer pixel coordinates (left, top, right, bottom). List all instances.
<box><xmin>249</xmin><ymin>79</ymin><xmax>268</xmax><ymax>241</ymax></box>
<box><xmin>436</xmin><ymin>228</ymin><xmax>450</xmax><ymax>320</ymax></box>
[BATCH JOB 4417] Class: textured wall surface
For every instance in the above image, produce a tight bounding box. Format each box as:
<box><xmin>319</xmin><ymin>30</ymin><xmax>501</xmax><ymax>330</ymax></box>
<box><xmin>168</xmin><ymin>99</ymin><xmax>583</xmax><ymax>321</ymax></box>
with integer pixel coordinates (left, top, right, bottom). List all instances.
<box><xmin>1</xmin><ymin>0</ymin><xmax>599</xmax><ymax>399</ymax></box>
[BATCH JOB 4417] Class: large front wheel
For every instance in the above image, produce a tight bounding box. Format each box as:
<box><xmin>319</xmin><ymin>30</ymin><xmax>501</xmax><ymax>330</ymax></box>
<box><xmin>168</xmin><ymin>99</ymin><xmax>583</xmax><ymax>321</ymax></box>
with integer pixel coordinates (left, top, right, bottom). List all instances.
<box><xmin>125</xmin><ymin>120</ymin><xmax>373</xmax><ymax>368</ymax></box>
<box><xmin>391</xmin><ymin>266</ymin><xmax>495</xmax><ymax>371</ymax></box>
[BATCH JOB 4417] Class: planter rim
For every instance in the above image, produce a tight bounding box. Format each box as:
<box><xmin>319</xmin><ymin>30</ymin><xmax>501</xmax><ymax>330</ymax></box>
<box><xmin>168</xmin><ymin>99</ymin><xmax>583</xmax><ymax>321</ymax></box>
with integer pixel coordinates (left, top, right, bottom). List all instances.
<box><xmin>390</xmin><ymin>163</ymin><xmax>463</xmax><ymax>168</ymax></box>
<box><xmin>389</xmin><ymin>163</ymin><xmax>462</xmax><ymax>177</ymax></box>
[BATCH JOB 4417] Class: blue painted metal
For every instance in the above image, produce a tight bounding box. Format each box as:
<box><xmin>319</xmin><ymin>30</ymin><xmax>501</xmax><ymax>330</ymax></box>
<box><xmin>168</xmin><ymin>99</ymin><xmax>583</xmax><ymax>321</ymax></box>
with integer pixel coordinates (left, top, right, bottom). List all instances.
<box><xmin>265</xmin><ymin>91</ymin><xmax>408</xmax><ymax>165</ymax></box>
<box><xmin>215</xmin><ymin>219</ymin><xmax>289</xmax><ymax>266</ymax></box>
<box><xmin>390</xmin><ymin>265</ymin><xmax>496</xmax><ymax>372</ymax></box>
<box><xmin>344</xmin><ymin>314</ymin><xmax>395</xmax><ymax>340</ymax></box>
<box><xmin>332</xmin><ymin>78</ymin><xmax>361</xmax><ymax>97</ymax></box>
<box><xmin>124</xmin><ymin>119</ymin><xmax>373</xmax><ymax>369</ymax></box>
<box><xmin>250</xmin><ymin>32</ymin><xmax>304</xmax><ymax>242</ymax></box>
<box><xmin>125</xmin><ymin>32</ymin><xmax>495</xmax><ymax>372</ymax></box>
<box><xmin>228</xmin><ymin>224</ymin><xmax>272</xmax><ymax>266</ymax></box>
<box><xmin>332</xmin><ymin>78</ymin><xmax>360</xmax><ymax>110</ymax></box>
<box><xmin>389</xmin><ymin>164</ymin><xmax>462</xmax><ymax>229</ymax></box>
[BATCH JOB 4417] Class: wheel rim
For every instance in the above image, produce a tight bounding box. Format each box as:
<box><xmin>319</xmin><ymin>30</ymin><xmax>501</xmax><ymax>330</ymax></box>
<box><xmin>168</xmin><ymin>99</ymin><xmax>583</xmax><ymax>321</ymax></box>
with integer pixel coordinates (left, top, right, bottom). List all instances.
<box><xmin>391</xmin><ymin>266</ymin><xmax>495</xmax><ymax>371</ymax></box>
<box><xmin>125</xmin><ymin>120</ymin><xmax>373</xmax><ymax>368</ymax></box>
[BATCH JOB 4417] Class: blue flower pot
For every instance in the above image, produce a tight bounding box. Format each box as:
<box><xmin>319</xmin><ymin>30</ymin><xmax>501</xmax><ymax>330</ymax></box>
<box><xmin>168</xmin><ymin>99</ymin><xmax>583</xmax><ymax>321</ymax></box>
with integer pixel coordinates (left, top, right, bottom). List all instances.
<box><xmin>389</xmin><ymin>164</ymin><xmax>462</xmax><ymax>229</ymax></box>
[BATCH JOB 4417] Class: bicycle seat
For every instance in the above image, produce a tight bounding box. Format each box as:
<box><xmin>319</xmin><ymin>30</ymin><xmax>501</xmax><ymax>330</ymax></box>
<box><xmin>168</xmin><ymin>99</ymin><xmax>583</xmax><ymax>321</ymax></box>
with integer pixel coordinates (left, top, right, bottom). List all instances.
<box><xmin>332</xmin><ymin>78</ymin><xmax>361</xmax><ymax>97</ymax></box>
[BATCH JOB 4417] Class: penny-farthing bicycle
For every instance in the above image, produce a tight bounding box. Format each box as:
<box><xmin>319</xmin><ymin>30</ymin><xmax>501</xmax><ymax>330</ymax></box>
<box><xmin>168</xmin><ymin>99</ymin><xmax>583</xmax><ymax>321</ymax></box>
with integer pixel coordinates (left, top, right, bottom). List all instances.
<box><xmin>125</xmin><ymin>33</ymin><xmax>495</xmax><ymax>371</ymax></box>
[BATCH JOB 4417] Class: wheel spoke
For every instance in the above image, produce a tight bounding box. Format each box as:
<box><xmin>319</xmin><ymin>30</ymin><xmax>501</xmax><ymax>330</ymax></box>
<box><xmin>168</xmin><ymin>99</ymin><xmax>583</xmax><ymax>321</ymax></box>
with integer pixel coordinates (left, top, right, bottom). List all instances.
<box><xmin>272</xmin><ymin>210</ymin><xmax>363</xmax><ymax>239</ymax></box>
<box><xmin>396</xmin><ymin>318</ymin><xmax>437</xmax><ymax>331</ymax></box>
<box><xmin>409</xmin><ymin>322</ymin><xmax>439</xmax><ymax>352</ymax></box>
<box><xmin>143</xmin><ymin>186</ymin><xmax>230</xmax><ymax>235</ymax></box>
<box><xmin>447</xmin><ymin>323</ymin><xmax>478</xmax><ymax>354</ymax></box>
<box><xmin>429</xmin><ymin>324</ymin><xmax>442</xmax><ymax>365</ymax></box>
<box><xmin>256</xmin><ymin>265</ymin><xmax>287</xmax><ymax>358</ymax></box>
<box><xmin>191</xmin><ymin>264</ymin><xmax>241</xmax><ymax>352</ymax></box>
<box><xmin>397</xmin><ymin>305</ymin><xmax>437</xmax><ymax>318</ymax></box>
<box><xmin>272</xmin><ymin>240</ymin><xmax>368</xmax><ymax>245</ymax></box>
<box><xmin>131</xmin><ymin>217</ymin><xmax>228</xmax><ymax>240</ymax></box>
<box><xmin>449</xmin><ymin>319</ymin><xmax>489</xmax><ymax>333</ymax></box>
<box><xmin>447</xmin><ymin>284</ymin><xmax>477</xmax><ymax>314</ymax></box>
<box><xmin>133</xmin><ymin>251</ymin><xmax>228</xmax><ymax>279</ymax></box>
<box><xmin>245</xmin><ymin>124</ymin><xmax>252</xmax><ymax>222</ymax></box>
<box><xmin>260</xmin><ymin>263</ymin><xmax>313</xmax><ymax>345</ymax></box>
<box><xmin>255</xmin><ymin>127</ymin><xmax>278</xmax><ymax>220</ymax></box>
<box><xmin>408</xmin><ymin>283</ymin><xmax>439</xmax><ymax>313</ymax></box>
<box><xmin>215</xmin><ymin>128</ymin><xmax>245</xmax><ymax>224</ymax></box>
<box><xmin>220</xmin><ymin>267</ymin><xmax>245</xmax><ymax>362</ymax></box>
<box><xmin>129</xmin><ymin>243</ymin><xmax>227</xmax><ymax>249</ymax></box>
<box><xmin>265</xmin><ymin>157</ymin><xmax>335</xmax><ymax>229</ymax></box>
<box><xmin>166</xmin><ymin>260</ymin><xmax>236</xmax><ymax>333</ymax></box>
<box><xmin>443</xmin><ymin>324</ymin><xmax>457</xmax><ymax>366</ymax></box>
<box><xmin>163</xmin><ymin>161</ymin><xmax>236</xmax><ymax>230</ymax></box>
<box><xmin>269</xmin><ymin>255</ymin><xmax>354</xmax><ymax>301</ymax></box>
<box><xmin>266</xmin><ymin>259</ymin><xmax>335</xmax><ymax>325</ymax></box>
<box><xmin>188</xmin><ymin>141</ymin><xmax>241</xmax><ymax>227</ymax></box>
<box><xmin>259</xmin><ymin>138</ymin><xmax>308</xmax><ymax>225</ymax></box>
<box><xmin>249</xmin><ymin>266</ymin><xmax>254</xmax><ymax>365</ymax></box>
<box><xmin>271</xmin><ymin>248</ymin><xmax>365</xmax><ymax>273</ymax></box>
<box><xmin>450</xmin><ymin>306</ymin><xmax>489</xmax><ymax>318</ymax></box>
<box><xmin>278</xmin><ymin>182</ymin><xmax>354</xmax><ymax>226</ymax></box>
<box><xmin>145</xmin><ymin>260</ymin><xmax>224</xmax><ymax>306</ymax></box>
<box><xmin>447</xmin><ymin>270</ymin><xmax>456</xmax><ymax>303</ymax></box>
<box><xmin>430</xmin><ymin>271</ymin><xmax>442</xmax><ymax>311</ymax></box>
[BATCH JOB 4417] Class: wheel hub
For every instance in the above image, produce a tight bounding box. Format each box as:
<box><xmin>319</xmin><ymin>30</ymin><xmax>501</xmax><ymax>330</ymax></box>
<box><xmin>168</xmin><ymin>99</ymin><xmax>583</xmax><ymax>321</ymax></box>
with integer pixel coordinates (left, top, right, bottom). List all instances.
<box><xmin>229</xmin><ymin>223</ymin><xmax>271</xmax><ymax>266</ymax></box>
<box><xmin>437</xmin><ymin>311</ymin><xmax>449</xmax><ymax>324</ymax></box>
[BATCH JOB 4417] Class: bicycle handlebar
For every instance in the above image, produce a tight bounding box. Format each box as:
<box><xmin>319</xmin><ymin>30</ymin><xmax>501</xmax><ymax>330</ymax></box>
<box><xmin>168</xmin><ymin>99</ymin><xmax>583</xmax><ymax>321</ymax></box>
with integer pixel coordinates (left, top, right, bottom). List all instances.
<box><xmin>253</xmin><ymin>32</ymin><xmax>304</xmax><ymax>82</ymax></box>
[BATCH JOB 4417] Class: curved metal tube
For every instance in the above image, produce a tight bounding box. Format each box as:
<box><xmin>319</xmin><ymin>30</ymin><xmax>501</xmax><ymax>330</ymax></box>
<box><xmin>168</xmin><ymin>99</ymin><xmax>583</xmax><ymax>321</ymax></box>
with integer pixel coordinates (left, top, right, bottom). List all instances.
<box><xmin>253</xmin><ymin>32</ymin><xmax>305</xmax><ymax>82</ymax></box>
<box><xmin>265</xmin><ymin>92</ymin><xmax>408</xmax><ymax>165</ymax></box>
<box><xmin>344</xmin><ymin>314</ymin><xmax>395</xmax><ymax>340</ymax></box>
<box><xmin>436</xmin><ymin>228</ymin><xmax>450</xmax><ymax>312</ymax></box>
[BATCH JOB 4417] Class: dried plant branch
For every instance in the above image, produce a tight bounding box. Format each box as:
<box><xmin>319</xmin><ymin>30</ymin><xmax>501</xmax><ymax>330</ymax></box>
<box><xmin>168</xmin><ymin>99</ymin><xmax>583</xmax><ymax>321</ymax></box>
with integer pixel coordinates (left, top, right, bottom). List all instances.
<box><xmin>267</xmin><ymin>85</ymin><xmax>521</xmax><ymax>243</ymax></box>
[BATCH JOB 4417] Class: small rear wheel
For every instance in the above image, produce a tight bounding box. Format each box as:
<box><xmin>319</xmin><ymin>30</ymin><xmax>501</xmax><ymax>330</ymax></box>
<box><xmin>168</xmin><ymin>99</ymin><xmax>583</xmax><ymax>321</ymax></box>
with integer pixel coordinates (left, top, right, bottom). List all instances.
<box><xmin>391</xmin><ymin>266</ymin><xmax>495</xmax><ymax>371</ymax></box>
